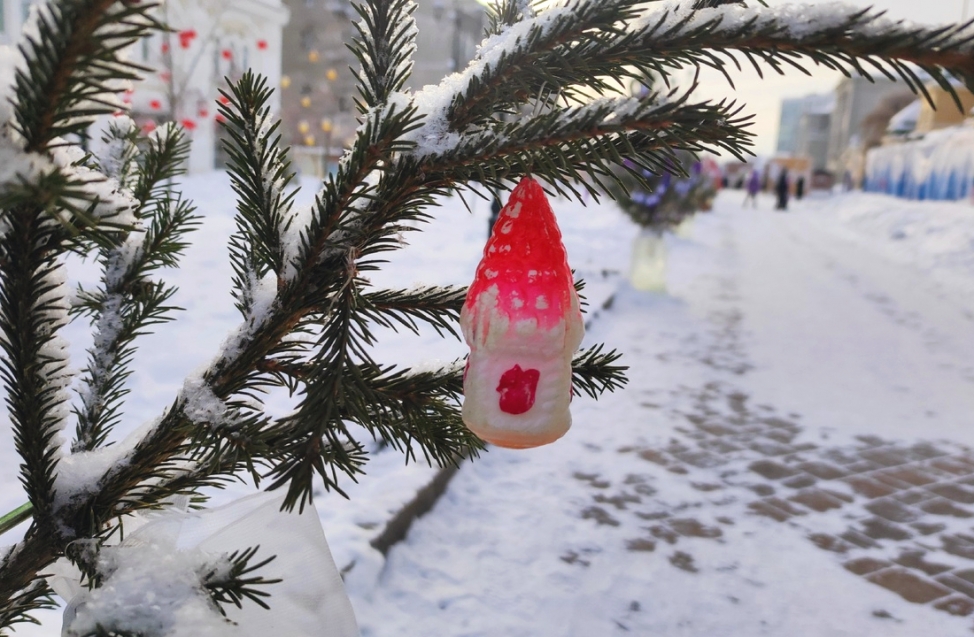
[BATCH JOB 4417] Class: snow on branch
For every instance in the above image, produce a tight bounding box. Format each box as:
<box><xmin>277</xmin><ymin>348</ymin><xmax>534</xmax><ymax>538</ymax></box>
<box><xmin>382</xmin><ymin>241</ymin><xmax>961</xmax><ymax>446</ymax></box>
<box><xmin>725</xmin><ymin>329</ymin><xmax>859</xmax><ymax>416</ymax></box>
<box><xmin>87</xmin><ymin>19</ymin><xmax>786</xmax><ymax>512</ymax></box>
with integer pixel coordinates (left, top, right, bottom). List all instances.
<box><xmin>410</xmin><ymin>91</ymin><xmax>752</xmax><ymax>199</ymax></box>
<box><xmin>624</xmin><ymin>1</ymin><xmax>974</xmax><ymax>101</ymax></box>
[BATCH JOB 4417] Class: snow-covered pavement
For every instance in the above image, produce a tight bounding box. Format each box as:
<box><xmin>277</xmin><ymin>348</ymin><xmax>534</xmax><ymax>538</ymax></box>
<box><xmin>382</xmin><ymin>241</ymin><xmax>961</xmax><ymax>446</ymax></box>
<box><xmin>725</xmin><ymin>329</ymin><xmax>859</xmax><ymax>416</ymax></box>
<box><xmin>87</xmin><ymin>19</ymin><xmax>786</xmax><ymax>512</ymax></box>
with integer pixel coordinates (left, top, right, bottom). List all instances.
<box><xmin>348</xmin><ymin>191</ymin><xmax>974</xmax><ymax>636</ymax></box>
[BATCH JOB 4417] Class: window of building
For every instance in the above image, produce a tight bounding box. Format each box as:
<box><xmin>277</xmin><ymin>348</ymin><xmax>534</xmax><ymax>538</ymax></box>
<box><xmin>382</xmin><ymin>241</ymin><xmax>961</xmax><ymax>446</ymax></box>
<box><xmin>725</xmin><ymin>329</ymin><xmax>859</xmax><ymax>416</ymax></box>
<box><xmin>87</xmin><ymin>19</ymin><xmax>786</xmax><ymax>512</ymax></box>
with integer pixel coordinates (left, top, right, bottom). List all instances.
<box><xmin>21</xmin><ymin>0</ymin><xmax>31</xmax><ymax>22</ymax></box>
<box><xmin>0</xmin><ymin>0</ymin><xmax>6</xmax><ymax>34</ymax></box>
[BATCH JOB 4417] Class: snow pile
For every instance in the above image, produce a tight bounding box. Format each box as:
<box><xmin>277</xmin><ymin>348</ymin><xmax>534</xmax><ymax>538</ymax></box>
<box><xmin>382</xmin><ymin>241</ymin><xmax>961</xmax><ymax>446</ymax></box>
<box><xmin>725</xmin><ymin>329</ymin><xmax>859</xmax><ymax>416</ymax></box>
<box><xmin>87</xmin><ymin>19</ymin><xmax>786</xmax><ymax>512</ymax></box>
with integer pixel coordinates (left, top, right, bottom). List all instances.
<box><xmin>800</xmin><ymin>191</ymin><xmax>974</xmax><ymax>299</ymax></box>
<box><xmin>864</xmin><ymin>124</ymin><xmax>974</xmax><ymax>201</ymax></box>
<box><xmin>61</xmin><ymin>537</ymin><xmax>238</xmax><ymax>637</ymax></box>
<box><xmin>56</xmin><ymin>492</ymin><xmax>359</xmax><ymax>637</ymax></box>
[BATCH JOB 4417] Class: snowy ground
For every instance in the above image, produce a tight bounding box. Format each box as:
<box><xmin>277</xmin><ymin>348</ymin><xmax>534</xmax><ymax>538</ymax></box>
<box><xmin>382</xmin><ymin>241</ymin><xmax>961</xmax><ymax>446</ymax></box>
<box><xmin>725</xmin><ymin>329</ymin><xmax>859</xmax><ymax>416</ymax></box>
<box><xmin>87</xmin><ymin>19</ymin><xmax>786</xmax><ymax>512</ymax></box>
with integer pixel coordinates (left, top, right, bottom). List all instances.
<box><xmin>3</xmin><ymin>177</ymin><xmax>974</xmax><ymax>635</ymax></box>
<box><xmin>348</xmin><ymin>190</ymin><xmax>974</xmax><ymax>636</ymax></box>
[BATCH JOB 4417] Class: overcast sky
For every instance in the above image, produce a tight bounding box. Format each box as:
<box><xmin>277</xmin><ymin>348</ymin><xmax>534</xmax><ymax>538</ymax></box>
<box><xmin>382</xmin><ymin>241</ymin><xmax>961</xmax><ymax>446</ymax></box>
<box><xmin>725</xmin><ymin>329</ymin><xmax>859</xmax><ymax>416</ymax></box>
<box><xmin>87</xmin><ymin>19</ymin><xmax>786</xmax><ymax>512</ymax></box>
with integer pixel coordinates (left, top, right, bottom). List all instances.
<box><xmin>688</xmin><ymin>0</ymin><xmax>971</xmax><ymax>157</ymax></box>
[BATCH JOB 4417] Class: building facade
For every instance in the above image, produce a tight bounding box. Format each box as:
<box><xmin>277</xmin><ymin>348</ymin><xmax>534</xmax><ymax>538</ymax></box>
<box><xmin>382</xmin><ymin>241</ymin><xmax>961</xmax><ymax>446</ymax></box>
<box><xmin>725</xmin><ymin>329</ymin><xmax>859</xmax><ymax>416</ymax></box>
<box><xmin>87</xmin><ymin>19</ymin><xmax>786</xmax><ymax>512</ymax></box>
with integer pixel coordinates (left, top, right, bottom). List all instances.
<box><xmin>776</xmin><ymin>93</ymin><xmax>833</xmax><ymax>162</ymax></box>
<box><xmin>792</xmin><ymin>94</ymin><xmax>833</xmax><ymax>171</ymax></box>
<box><xmin>775</xmin><ymin>97</ymin><xmax>808</xmax><ymax>155</ymax></box>
<box><xmin>826</xmin><ymin>76</ymin><xmax>899</xmax><ymax>176</ymax></box>
<box><xmin>278</xmin><ymin>0</ymin><xmax>358</xmax><ymax>175</ymax></box>
<box><xmin>412</xmin><ymin>0</ymin><xmax>486</xmax><ymax>89</ymax></box>
<box><xmin>280</xmin><ymin>0</ymin><xmax>485</xmax><ymax>176</ymax></box>
<box><xmin>125</xmin><ymin>0</ymin><xmax>290</xmax><ymax>174</ymax></box>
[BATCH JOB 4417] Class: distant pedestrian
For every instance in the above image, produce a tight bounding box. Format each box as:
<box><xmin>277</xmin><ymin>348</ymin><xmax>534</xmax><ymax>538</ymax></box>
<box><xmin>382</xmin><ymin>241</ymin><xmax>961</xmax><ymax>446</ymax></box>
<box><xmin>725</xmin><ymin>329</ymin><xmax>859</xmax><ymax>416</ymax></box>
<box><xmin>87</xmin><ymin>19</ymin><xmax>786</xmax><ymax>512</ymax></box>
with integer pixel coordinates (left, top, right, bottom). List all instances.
<box><xmin>775</xmin><ymin>169</ymin><xmax>789</xmax><ymax>211</ymax></box>
<box><xmin>795</xmin><ymin>176</ymin><xmax>805</xmax><ymax>200</ymax></box>
<box><xmin>743</xmin><ymin>169</ymin><xmax>761</xmax><ymax>207</ymax></box>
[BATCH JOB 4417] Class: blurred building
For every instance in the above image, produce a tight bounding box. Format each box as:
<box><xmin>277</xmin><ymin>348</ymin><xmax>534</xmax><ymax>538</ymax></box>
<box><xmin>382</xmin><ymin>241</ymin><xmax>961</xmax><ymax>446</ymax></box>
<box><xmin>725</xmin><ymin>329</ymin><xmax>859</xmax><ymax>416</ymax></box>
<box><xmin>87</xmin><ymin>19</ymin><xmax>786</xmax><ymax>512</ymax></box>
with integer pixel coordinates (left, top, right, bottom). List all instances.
<box><xmin>915</xmin><ymin>83</ymin><xmax>974</xmax><ymax>133</ymax></box>
<box><xmin>826</xmin><ymin>76</ymin><xmax>899</xmax><ymax>177</ymax></box>
<box><xmin>281</xmin><ymin>0</ymin><xmax>486</xmax><ymax>177</ymax></box>
<box><xmin>776</xmin><ymin>98</ymin><xmax>802</xmax><ymax>154</ymax></box>
<box><xmin>793</xmin><ymin>95</ymin><xmax>834</xmax><ymax>171</ymax></box>
<box><xmin>279</xmin><ymin>0</ymin><xmax>357</xmax><ymax>176</ymax></box>
<box><xmin>412</xmin><ymin>0</ymin><xmax>486</xmax><ymax>88</ymax></box>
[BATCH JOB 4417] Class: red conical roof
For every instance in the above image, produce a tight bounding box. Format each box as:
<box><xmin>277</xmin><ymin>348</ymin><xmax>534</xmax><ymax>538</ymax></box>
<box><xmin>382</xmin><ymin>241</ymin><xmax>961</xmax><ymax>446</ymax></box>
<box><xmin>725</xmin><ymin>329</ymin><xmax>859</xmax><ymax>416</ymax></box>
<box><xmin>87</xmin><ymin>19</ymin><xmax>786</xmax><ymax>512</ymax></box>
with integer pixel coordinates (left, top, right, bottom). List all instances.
<box><xmin>465</xmin><ymin>177</ymin><xmax>576</xmax><ymax>331</ymax></box>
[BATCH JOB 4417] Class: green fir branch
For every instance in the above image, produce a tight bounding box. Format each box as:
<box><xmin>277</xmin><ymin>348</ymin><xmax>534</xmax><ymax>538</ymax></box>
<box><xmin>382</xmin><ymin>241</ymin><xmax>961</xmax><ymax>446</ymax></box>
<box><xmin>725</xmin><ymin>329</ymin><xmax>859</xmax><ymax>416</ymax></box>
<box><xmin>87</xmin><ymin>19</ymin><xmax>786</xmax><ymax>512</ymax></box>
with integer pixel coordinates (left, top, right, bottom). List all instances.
<box><xmin>72</xmin><ymin>127</ymin><xmax>197</xmax><ymax>452</ymax></box>
<box><xmin>358</xmin><ymin>286</ymin><xmax>467</xmax><ymax>338</ymax></box>
<box><xmin>202</xmin><ymin>545</ymin><xmax>281</xmax><ymax>614</ymax></box>
<box><xmin>219</xmin><ymin>71</ymin><xmax>296</xmax><ymax>316</ymax></box>
<box><xmin>448</xmin><ymin>0</ymin><xmax>641</xmax><ymax>129</ymax></box>
<box><xmin>0</xmin><ymin>217</ymin><xmax>71</xmax><ymax>518</ymax></box>
<box><xmin>572</xmin><ymin>344</ymin><xmax>628</xmax><ymax>399</ymax></box>
<box><xmin>419</xmin><ymin>90</ymin><xmax>753</xmax><ymax>199</ymax></box>
<box><xmin>0</xmin><ymin>579</ymin><xmax>56</xmax><ymax>637</ymax></box>
<box><xmin>616</xmin><ymin>4</ymin><xmax>974</xmax><ymax>107</ymax></box>
<box><xmin>13</xmin><ymin>0</ymin><xmax>160</xmax><ymax>153</ymax></box>
<box><xmin>349</xmin><ymin>0</ymin><xmax>418</xmax><ymax>110</ymax></box>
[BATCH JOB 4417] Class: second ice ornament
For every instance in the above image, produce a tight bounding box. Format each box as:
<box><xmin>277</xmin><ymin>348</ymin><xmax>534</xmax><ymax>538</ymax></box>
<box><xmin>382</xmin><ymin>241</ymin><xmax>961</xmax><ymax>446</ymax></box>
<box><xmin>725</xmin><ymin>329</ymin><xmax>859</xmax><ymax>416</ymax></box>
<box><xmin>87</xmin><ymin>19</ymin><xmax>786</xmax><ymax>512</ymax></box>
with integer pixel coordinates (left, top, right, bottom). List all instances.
<box><xmin>460</xmin><ymin>177</ymin><xmax>584</xmax><ymax>449</ymax></box>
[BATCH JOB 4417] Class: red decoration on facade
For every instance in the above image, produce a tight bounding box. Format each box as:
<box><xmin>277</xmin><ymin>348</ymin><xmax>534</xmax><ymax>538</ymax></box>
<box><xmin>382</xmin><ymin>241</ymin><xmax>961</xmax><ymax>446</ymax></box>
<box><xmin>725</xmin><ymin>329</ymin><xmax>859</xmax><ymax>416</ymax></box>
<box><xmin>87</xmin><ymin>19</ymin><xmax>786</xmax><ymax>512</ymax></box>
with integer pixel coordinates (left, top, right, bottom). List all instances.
<box><xmin>218</xmin><ymin>95</ymin><xmax>231</xmax><ymax>105</ymax></box>
<box><xmin>161</xmin><ymin>42</ymin><xmax>169</xmax><ymax>53</ymax></box>
<box><xmin>149</xmin><ymin>99</ymin><xmax>161</xmax><ymax>110</ymax></box>
<box><xmin>496</xmin><ymin>365</ymin><xmax>540</xmax><ymax>415</ymax></box>
<box><xmin>257</xmin><ymin>40</ymin><xmax>268</xmax><ymax>50</ymax></box>
<box><xmin>198</xmin><ymin>108</ymin><xmax>208</xmax><ymax>118</ymax></box>
<box><xmin>459</xmin><ymin>176</ymin><xmax>585</xmax><ymax>449</ymax></box>
<box><xmin>180</xmin><ymin>119</ymin><xmax>196</xmax><ymax>130</ymax></box>
<box><xmin>215</xmin><ymin>113</ymin><xmax>227</xmax><ymax>124</ymax></box>
<box><xmin>221</xmin><ymin>49</ymin><xmax>233</xmax><ymax>60</ymax></box>
<box><xmin>141</xmin><ymin>121</ymin><xmax>157</xmax><ymax>134</ymax></box>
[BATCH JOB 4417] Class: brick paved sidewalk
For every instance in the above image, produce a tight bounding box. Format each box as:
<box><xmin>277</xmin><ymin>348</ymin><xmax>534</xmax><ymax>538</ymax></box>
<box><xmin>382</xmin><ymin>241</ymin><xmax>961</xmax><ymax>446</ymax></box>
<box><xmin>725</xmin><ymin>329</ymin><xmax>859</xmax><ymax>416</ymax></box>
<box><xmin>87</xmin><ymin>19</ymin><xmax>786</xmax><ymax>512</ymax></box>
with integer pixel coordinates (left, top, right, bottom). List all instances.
<box><xmin>566</xmin><ymin>227</ymin><xmax>974</xmax><ymax>628</ymax></box>
<box><xmin>592</xmin><ymin>378</ymin><xmax>974</xmax><ymax>623</ymax></box>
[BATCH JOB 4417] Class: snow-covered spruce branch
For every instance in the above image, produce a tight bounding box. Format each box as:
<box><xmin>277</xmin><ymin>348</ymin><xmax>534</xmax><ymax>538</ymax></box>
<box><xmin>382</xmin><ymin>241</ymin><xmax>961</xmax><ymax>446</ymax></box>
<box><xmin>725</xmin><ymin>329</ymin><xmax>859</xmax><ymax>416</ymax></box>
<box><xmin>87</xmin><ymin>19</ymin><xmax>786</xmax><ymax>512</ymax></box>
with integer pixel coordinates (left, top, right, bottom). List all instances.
<box><xmin>358</xmin><ymin>285</ymin><xmax>467</xmax><ymax>339</ymax></box>
<box><xmin>14</xmin><ymin>1</ymin><xmax>160</xmax><ymax>153</ymax></box>
<box><xmin>218</xmin><ymin>74</ymin><xmax>295</xmax><ymax>317</ymax></box>
<box><xmin>410</xmin><ymin>92</ymin><xmax>754</xmax><ymax>198</ymax></box>
<box><xmin>2</xmin><ymin>1</ymin><xmax>160</xmax><ymax>238</ymax></box>
<box><xmin>0</xmin><ymin>579</ymin><xmax>55</xmax><ymax>634</ymax></box>
<box><xmin>351</xmin><ymin>0</ymin><xmax>418</xmax><ymax>108</ymax></box>
<box><xmin>445</xmin><ymin>0</ymin><xmax>643</xmax><ymax>128</ymax></box>
<box><xmin>72</xmin><ymin>124</ymin><xmax>198</xmax><ymax>453</ymax></box>
<box><xmin>616</xmin><ymin>3</ymin><xmax>974</xmax><ymax>104</ymax></box>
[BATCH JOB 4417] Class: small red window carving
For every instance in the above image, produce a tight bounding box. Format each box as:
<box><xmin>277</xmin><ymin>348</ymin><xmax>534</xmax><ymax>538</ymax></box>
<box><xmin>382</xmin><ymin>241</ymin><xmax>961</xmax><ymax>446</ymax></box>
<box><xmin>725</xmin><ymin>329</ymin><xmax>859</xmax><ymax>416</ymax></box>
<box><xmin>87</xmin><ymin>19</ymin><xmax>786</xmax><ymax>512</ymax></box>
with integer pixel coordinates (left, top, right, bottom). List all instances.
<box><xmin>496</xmin><ymin>365</ymin><xmax>540</xmax><ymax>415</ymax></box>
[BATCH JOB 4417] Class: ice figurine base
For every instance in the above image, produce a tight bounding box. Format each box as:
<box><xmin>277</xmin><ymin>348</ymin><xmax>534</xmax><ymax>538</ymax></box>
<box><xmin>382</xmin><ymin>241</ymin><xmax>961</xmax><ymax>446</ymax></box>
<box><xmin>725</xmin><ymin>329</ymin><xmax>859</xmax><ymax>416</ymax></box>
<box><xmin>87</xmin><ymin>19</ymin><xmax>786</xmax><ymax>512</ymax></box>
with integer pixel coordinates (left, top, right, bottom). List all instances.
<box><xmin>460</xmin><ymin>177</ymin><xmax>584</xmax><ymax>449</ymax></box>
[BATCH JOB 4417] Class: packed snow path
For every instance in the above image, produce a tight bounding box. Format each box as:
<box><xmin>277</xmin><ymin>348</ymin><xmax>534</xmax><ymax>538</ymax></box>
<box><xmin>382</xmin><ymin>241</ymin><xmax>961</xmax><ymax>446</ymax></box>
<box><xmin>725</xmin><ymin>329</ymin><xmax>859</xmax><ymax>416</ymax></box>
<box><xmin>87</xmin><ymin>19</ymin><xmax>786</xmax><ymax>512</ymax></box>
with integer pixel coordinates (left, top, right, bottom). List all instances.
<box><xmin>348</xmin><ymin>192</ymin><xmax>974</xmax><ymax>636</ymax></box>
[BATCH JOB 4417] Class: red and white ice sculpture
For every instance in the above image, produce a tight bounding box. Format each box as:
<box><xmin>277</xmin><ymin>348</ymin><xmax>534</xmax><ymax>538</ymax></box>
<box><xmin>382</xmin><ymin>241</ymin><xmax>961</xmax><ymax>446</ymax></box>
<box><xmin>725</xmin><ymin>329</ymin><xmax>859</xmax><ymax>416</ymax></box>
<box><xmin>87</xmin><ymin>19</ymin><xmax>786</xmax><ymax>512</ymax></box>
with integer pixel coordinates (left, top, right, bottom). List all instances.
<box><xmin>460</xmin><ymin>177</ymin><xmax>584</xmax><ymax>449</ymax></box>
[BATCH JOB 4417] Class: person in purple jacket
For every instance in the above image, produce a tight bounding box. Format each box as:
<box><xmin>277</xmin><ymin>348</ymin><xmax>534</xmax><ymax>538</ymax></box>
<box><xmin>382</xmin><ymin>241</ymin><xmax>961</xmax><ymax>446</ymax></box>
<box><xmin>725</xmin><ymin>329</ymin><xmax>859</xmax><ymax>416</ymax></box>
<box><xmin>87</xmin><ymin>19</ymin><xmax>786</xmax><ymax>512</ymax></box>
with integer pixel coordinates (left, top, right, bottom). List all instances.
<box><xmin>743</xmin><ymin>169</ymin><xmax>761</xmax><ymax>207</ymax></box>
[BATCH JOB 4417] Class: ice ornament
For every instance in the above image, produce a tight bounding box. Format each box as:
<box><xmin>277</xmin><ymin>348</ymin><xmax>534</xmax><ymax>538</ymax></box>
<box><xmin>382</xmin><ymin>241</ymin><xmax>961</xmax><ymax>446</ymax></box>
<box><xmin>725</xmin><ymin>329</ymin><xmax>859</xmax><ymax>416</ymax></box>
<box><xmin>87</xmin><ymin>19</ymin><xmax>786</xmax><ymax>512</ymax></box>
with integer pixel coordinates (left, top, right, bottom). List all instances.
<box><xmin>53</xmin><ymin>492</ymin><xmax>359</xmax><ymax>637</ymax></box>
<box><xmin>460</xmin><ymin>177</ymin><xmax>584</xmax><ymax>449</ymax></box>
